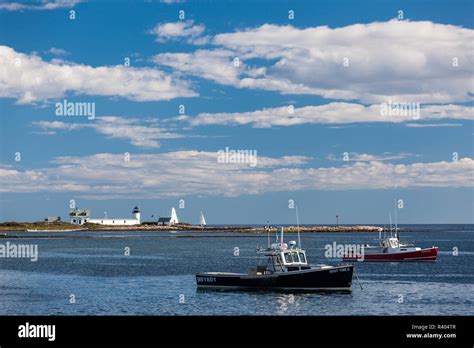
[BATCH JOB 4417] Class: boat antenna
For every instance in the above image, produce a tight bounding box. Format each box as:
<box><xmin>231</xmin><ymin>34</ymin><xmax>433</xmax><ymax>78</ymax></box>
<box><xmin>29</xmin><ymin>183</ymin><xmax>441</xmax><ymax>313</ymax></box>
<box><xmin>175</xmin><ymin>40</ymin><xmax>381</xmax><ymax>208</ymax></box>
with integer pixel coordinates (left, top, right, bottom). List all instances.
<box><xmin>395</xmin><ymin>203</ymin><xmax>399</xmax><ymax>240</ymax></box>
<box><xmin>389</xmin><ymin>212</ymin><xmax>392</xmax><ymax>238</ymax></box>
<box><xmin>295</xmin><ymin>204</ymin><xmax>301</xmax><ymax>248</ymax></box>
<box><xmin>267</xmin><ymin>220</ymin><xmax>270</xmax><ymax>249</ymax></box>
<box><xmin>281</xmin><ymin>226</ymin><xmax>284</xmax><ymax>244</ymax></box>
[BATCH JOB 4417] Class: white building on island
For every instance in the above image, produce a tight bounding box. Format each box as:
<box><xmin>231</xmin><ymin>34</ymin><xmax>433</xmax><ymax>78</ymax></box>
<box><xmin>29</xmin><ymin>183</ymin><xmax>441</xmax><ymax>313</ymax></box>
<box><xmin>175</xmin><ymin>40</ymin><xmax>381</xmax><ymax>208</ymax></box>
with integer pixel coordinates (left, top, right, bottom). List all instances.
<box><xmin>157</xmin><ymin>207</ymin><xmax>179</xmax><ymax>226</ymax></box>
<box><xmin>70</xmin><ymin>206</ymin><xmax>141</xmax><ymax>225</ymax></box>
<box><xmin>69</xmin><ymin>208</ymin><xmax>90</xmax><ymax>225</ymax></box>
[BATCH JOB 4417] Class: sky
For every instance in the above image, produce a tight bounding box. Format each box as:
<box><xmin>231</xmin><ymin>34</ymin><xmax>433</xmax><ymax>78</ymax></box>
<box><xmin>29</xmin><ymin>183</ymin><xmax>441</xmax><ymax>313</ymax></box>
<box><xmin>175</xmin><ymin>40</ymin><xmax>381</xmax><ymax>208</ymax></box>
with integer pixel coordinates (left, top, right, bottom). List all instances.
<box><xmin>0</xmin><ymin>0</ymin><xmax>473</xmax><ymax>224</ymax></box>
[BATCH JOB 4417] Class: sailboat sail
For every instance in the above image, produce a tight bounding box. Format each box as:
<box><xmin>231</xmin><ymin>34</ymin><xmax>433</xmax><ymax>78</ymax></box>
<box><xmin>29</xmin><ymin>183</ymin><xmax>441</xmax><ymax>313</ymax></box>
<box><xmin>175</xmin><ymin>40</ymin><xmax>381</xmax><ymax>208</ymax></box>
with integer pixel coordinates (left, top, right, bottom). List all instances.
<box><xmin>199</xmin><ymin>211</ymin><xmax>207</xmax><ymax>226</ymax></box>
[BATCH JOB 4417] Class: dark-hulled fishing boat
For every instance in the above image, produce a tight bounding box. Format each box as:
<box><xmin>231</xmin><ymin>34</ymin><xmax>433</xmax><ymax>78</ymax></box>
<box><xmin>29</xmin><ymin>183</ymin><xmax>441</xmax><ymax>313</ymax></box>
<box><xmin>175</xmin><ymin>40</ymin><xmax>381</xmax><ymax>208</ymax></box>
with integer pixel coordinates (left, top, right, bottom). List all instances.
<box><xmin>196</xmin><ymin>228</ymin><xmax>353</xmax><ymax>291</ymax></box>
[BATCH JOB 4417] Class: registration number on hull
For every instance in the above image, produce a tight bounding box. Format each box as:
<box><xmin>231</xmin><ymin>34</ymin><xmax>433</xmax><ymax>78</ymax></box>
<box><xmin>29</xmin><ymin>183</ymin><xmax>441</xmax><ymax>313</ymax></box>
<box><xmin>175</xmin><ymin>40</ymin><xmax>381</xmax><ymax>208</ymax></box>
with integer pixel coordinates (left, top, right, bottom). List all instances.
<box><xmin>197</xmin><ymin>276</ymin><xmax>216</xmax><ymax>283</ymax></box>
<box><xmin>329</xmin><ymin>267</ymin><xmax>350</xmax><ymax>273</ymax></box>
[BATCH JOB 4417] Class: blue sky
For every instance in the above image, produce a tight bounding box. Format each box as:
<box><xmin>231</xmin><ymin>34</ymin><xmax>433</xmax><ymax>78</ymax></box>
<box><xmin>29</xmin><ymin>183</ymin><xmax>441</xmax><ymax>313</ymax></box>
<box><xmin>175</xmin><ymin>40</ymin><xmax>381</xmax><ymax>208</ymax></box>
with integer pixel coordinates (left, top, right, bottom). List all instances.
<box><xmin>0</xmin><ymin>0</ymin><xmax>473</xmax><ymax>224</ymax></box>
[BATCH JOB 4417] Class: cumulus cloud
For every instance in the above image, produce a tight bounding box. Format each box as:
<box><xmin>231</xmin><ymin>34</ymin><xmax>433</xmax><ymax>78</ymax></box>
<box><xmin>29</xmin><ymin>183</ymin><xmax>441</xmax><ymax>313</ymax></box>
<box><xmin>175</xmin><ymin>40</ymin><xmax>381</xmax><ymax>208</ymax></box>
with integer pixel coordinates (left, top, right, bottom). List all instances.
<box><xmin>149</xmin><ymin>20</ymin><xmax>207</xmax><ymax>44</ymax></box>
<box><xmin>33</xmin><ymin>117</ymin><xmax>185</xmax><ymax>148</ymax></box>
<box><xmin>327</xmin><ymin>152</ymin><xmax>419</xmax><ymax>162</ymax></box>
<box><xmin>184</xmin><ymin>102</ymin><xmax>473</xmax><ymax>128</ymax></box>
<box><xmin>0</xmin><ymin>45</ymin><xmax>197</xmax><ymax>104</ymax></box>
<box><xmin>0</xmin><ymin>0</ymin><xmax>81</xmax><ymax>11</ymax></box>
<box><xmin>154</xmin><ymin>49</ymin><xmax>243</xmax><ymax>85</ymax></box>
<box><xmin>46</xmin><ymin>47</ymin><xmax>69</xmax><ymax>56</ymax></box>
<box><xmin>154</xmin><ymin>20</ymin><xmax>474</xmax><ymax>103</ymax></box>
<box><xmin>0</xmin><ymin>152</ymin><xmax>472</xmax><ymax>198</ymax></box>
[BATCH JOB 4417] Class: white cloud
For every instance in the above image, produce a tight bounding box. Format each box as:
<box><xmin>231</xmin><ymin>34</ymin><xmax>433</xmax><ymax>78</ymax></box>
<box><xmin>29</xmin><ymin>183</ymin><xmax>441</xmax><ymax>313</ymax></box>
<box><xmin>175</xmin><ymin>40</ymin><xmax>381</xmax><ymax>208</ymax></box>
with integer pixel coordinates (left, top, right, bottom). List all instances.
<box><xmin>154</xmin><ymin>49</ymin><xmax>242</xmax><ymax>85</ymax></box>
<box><xmin>0</xmin><ymin>0</ymin><xmax>82</xmax><ymax>11</ymax></box>
<box><xmin>154</xmin><ymin>20</ymin><xmax>474</xmax><ymax>103</ymax></box>
<box><xmin>0</xmin><ymin>45</ymin><xmax>197</xmax><ymax>104</ymax></box>
<box><xmin>149</xmin><ymin>20</ymin><xmax>207</xmax><ymax>44</ymax></box>
<box><xmin>405</xmin><ymin>123</ymin><xmax>463</xmax><ymax>128</ymax></box>
<box><xmin>33</xmin><ymin>117</ymin><xmax>185</xmax><ymax>148</ymax></box>
<box><xmin>160</xmin><ymin>0</ymin><xmax>185</xmax><ymax>4</ymax></box>
<box><xmin>46</xmin><ymin>47</ymin><xmax>69</xmax><ymax>56</ymax></box>
<box><xmin>327</xmin><ymin>153</ymin><xmax>419</xmax><ymax>162</ymax></box>
<box><xmin>0</xmin><ymin>152</ymin><xmax>472</xmax><ymax>198</ymax></box>
<box><xmin>34</xmin><ymin>120</ymin><xmax>84</xmax><ymax>132</ymax></box>
<box><xmin>184</xmin><ymin>102</ymin><xmax>473</xmax><ymax>128</ymax></box>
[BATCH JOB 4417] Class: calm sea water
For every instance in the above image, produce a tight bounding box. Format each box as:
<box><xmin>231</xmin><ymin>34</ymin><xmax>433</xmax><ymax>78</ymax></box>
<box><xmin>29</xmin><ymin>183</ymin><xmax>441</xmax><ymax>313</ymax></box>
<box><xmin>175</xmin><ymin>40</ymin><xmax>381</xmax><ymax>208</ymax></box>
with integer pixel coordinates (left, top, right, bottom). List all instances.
<box><xmin>0</xmin><ymin>224</ymin><xmax>472</xmax><ymax>315</ymax></box>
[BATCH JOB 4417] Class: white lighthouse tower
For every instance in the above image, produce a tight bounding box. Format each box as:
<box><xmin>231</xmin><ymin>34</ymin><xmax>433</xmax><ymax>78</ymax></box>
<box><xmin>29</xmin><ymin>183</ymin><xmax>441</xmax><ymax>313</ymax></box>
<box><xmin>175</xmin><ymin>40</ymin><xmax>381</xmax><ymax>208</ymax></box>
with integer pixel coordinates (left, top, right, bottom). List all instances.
<box><xmin>132</xmin><ymin>206</ymin><xmax>141</xmax><ymax>224</ymax></box>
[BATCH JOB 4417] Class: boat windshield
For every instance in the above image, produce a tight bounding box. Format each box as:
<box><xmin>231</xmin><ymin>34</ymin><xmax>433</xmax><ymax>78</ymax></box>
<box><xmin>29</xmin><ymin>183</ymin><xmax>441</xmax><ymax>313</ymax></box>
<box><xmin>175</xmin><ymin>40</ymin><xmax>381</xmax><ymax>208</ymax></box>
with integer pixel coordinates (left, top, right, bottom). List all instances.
<box><xmin>281</xmin><ymin>251</ymin><xmax>307</xmax><ymax>265</ymax></box>
<box><xmin>291</xmin><ymin>252</ymin><xmax>300</xmax><ymax>263</ymax></box>
<box><xmin>299</xmin><ymin>252</ymin><xmax>306</xmax><ymax>263</ymax></box>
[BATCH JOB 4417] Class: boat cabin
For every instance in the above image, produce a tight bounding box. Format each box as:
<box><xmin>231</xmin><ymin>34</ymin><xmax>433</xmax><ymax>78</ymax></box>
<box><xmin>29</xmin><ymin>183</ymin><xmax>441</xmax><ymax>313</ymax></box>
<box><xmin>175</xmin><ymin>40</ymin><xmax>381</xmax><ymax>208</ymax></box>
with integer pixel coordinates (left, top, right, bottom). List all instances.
<box><xmin>381</xmin><ymin>237</ymin><xmax>400</xmax><ymax>249</ymax></box>
<box><xmin>256</xmin><ymin>241</ymin><xmax>311</xmax><ymax>274</ymax></box>
<box><xmin>280</xmin><ymin>249</ymin><xmax>307</xmax><ymax>266</ymax></box>
<box><xmin>377</xmin><ymin>237</ymin><xmax>420</xmax><ymax>254</ymax></box>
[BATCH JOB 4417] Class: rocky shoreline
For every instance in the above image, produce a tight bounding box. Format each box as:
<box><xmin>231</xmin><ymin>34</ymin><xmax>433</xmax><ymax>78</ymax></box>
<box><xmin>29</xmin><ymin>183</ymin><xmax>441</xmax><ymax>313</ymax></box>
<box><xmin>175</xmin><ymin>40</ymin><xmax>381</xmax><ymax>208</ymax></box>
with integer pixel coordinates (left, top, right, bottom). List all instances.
<box><xmin>0</xmin><ymin>221</ymin><xmax>386</xmax><ymax>233</ymax></box>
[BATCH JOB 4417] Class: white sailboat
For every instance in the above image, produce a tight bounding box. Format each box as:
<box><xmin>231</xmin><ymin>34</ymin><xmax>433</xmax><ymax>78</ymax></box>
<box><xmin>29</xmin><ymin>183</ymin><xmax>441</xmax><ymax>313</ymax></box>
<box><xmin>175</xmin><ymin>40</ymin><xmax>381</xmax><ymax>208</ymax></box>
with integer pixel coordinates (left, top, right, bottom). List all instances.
<box><xmin>199</xmin><ymin>211</ymin><xmax>207</xmax><ymax>226</ymax></box>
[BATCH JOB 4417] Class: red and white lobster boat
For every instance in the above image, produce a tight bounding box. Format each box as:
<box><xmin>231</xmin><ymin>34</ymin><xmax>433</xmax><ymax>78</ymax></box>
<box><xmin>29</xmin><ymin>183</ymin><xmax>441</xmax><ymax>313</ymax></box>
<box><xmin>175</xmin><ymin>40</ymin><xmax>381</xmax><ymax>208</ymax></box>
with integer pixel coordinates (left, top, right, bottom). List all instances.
<box><xmin>343</xmin><ymin>210</ymin><xmax>438</xmax><ymax>262</ymax></box>
<box><xmin>342</xmin><ymin>236</ymin><xmax>438</xmax><ymax>262</ymax></box>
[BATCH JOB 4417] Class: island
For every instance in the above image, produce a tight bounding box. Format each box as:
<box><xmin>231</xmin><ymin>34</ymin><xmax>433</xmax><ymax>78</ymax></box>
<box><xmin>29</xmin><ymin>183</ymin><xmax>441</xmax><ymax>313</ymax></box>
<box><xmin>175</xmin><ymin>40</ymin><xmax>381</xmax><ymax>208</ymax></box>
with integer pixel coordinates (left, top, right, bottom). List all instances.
<box><xmin>0</xmin><ymin>221</ymin><xmax>386</xmax><ymax>233</ymax></box>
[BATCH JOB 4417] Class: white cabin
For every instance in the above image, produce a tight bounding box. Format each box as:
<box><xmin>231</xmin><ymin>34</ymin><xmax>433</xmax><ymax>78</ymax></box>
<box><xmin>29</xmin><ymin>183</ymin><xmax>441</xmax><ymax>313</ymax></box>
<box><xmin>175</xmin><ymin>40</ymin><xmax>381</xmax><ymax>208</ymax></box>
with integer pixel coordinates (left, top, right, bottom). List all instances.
<box><xmin>69</xmin><ymin>208</ymin><xmax>90</xmax><ymax>225</ymax></box>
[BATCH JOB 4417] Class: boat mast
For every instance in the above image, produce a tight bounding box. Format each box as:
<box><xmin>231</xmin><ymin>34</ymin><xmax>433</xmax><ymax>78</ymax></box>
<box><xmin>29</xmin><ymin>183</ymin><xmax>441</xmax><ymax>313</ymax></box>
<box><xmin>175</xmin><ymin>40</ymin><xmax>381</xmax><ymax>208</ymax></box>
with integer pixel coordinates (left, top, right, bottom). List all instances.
<box><xmin>296</xmin><ymin>204</ymin><xmax>301</xmax><ymax>248</ymax></box>
<box><xmin>395</xmin><ymin>203</ymin><xmax>398</xmax><ymax>240</ymax></box>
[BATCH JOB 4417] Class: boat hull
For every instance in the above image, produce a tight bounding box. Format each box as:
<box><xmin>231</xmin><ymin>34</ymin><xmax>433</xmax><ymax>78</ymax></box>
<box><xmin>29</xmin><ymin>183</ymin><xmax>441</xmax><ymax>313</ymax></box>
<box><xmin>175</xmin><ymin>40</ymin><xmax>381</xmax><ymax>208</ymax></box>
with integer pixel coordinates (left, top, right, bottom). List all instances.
<box><xmin>196</xmin><ymin>265</ymin><xmax>353</xmax><ymax>291</ymax></box>
<box><xmin>343</xmin><ymin>247</ymin><xmax>438</xmax><ymax>262</ymax></box>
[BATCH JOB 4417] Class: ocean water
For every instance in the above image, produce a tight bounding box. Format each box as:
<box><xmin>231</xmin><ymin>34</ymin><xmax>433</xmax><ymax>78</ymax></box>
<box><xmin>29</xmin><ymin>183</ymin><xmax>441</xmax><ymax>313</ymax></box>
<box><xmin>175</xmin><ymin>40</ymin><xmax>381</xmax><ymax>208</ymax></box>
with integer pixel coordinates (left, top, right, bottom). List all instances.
<box><xmin>0</xmin><ymin>224</ymin><xmax>472</xmax><ymax>315</ymax></box>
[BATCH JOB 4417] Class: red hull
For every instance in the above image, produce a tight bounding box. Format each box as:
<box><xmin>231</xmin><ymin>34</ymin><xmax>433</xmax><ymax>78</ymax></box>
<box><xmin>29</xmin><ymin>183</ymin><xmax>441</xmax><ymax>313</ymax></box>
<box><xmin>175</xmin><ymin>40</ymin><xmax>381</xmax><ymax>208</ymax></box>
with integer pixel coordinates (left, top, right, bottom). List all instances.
<box><xmin>343</xmin><ymin>247</ymin><xmax>438</xmax><ymax>262</ymax></box>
